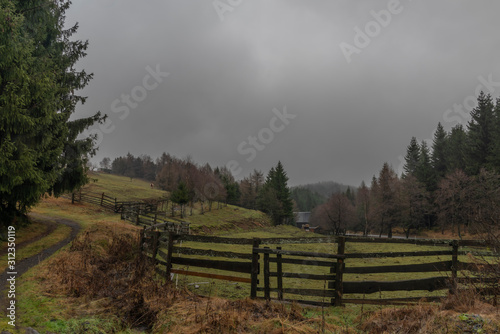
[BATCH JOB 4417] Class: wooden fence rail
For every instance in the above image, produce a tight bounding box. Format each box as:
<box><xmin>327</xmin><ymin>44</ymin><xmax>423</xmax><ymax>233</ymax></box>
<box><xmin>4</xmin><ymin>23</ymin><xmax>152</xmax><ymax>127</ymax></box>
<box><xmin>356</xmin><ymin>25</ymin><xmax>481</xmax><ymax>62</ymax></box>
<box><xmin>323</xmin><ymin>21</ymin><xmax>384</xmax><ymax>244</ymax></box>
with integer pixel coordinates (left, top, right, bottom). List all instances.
<box><xmin>69</xmin><ymin>190</ymin><xmax>190</xmax><ymax>233</ymax></box>
<box><xmin>140</xmin><ymin>231</ymin><xmax>499</xmax><ymax>307</ymax></box>
<box><xmin>142</xmin><ymin>231</ymin><xmax>256</xmax><ymax>285</ymax></box>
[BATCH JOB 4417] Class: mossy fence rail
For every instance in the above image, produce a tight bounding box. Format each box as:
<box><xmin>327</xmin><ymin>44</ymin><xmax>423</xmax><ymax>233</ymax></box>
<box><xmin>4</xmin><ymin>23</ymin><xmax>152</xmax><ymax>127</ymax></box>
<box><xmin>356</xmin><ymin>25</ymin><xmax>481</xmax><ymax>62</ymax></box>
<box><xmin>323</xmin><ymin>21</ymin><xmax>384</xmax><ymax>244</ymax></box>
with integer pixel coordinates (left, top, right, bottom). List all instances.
<box><xmin>141</xmin><ymin>230</ymin><xmax>499</xmax><ymax>307</ymax></box>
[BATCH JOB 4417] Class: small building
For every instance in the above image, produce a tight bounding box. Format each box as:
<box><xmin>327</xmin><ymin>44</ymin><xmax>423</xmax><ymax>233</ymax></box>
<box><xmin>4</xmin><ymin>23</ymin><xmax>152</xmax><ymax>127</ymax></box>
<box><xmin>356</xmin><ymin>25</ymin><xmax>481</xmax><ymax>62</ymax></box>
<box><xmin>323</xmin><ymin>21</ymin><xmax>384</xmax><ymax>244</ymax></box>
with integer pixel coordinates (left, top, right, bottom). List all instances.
<box><xmin>294</xmin><ymin>212</ymin><xmax>311</xmax><ymax>229</ymax></box>
<box><xmin>294</xmin><ymin>212</ymin><xmax>321</xmax><ymax>232</ymax></box>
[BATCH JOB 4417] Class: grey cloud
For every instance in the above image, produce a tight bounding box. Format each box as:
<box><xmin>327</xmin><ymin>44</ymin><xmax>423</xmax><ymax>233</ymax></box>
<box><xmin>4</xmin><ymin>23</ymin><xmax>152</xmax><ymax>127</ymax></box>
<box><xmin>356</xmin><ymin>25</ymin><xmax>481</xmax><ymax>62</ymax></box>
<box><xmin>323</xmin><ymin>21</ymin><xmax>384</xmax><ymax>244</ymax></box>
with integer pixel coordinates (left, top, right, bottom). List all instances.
<box><xmin>69</xmin><ymin>0</ymin><xmax>500</xmax><ymax>187</ymax></box>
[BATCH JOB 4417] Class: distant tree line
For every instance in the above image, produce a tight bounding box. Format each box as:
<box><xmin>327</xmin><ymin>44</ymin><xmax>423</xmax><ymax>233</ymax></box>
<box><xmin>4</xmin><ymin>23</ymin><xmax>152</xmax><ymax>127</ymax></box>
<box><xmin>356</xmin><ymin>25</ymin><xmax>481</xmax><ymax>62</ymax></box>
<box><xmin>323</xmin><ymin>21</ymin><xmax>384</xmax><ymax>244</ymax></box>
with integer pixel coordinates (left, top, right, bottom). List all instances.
<box><xmin>104</xmin><ymin>154</ymin><xmax>294</xmax><ymax>225</ymax></box>
<box><xmin>312</xmin><ymin>92</ymin><xmax>500</xmax><ymax>241</ymax></box>
<box><xmin>290</xmin><ymin>181</ymin><xmax>350</xmax><ymax>212</ymax></box>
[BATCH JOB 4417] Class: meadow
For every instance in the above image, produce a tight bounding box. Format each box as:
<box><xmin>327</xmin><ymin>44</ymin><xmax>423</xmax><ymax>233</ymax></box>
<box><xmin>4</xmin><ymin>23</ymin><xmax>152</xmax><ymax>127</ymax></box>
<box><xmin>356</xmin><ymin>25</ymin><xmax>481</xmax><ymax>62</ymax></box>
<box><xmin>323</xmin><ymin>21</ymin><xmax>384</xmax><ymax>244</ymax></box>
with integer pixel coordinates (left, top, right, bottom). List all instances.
<box><xmin>2</xmin><ymin>172</ymin><xmax>497</xmax><ymax>333</ymax></box>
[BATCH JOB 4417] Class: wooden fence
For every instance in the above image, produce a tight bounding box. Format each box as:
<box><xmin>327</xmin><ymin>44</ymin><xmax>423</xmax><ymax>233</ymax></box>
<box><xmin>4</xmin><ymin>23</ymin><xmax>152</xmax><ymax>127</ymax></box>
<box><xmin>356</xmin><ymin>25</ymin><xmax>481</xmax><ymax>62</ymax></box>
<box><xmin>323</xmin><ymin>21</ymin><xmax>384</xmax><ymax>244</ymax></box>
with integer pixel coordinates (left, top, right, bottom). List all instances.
<box><xmin>71</xmin><ymin>191</ymin><xmax>117</xmax><ymax>211</ymax></box>
<box><xmin>69</xmin><ymin>190</ymin><xmax>137</xmax><ymax>213</ymax></box>
<box><xmin>141</xmin><ymin>232</ymin><xmax>499</xmax><ymax>307</ymax></box>
<box><xmin>69</xmin><ymin>190</ymin><xmax>190</xmax><ymax>233</ymax></box>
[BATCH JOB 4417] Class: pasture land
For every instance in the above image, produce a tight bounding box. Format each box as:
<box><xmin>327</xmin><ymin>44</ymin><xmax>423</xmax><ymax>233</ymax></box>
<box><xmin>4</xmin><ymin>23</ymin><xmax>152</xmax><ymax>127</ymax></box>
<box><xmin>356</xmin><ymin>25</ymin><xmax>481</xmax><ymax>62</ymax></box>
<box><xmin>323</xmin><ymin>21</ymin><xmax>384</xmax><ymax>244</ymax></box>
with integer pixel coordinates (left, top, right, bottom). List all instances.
<box><xmin>160</xmin><ymin>234</ymin><xmax>472</xmax><ymax>304</ymax></box>
<box><xmin>5</xmin><ymin>172</ymin><xmax>496</xmax><ymax>333</ymax></box>
<box><xmin>84</xmin><ymin>171</ymin><xmax>167</xmax><ymax>201</ymax></box>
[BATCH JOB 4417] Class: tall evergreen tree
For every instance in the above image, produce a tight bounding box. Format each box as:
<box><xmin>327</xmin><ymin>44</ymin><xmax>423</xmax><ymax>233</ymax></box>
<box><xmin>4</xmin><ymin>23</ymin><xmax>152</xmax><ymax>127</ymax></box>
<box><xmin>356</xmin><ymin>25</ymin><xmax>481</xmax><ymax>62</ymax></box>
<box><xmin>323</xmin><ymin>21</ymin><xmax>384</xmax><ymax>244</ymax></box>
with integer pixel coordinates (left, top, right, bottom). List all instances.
<box><xmin>431</xmin><ymin>122</ymin><xmax>448</xmax><ymax>179</ymax></box>
<box><xmin>216</xmin><ymin>166</ymin><xmax>241</xmax><ymax>205</ymax></box>
<box><xmin>345</xmin><ymin>186</ymin><xmax>355</xmax><ymax>205</ymax></box>
<box><xmin>447</xmin><ymin>124</ymin><xmax>468</xmax><ymax>172</ymax></box>
<box><xmin>370</xmin><ymin>163</ymin><xmax>399</xmax><ymax>238</ymax></box>
<box><xmin>257</xmin><ymin>162</ymin><xmax>294</xmax><ymax>225</ymax></box>
<box><xmin>416</xmin><ymin>141</ymin><xmax>436</xmax><ymax>192</ymax></box>
<box><xmin>400</xmin><ymin>175</ymin><xmax>429</xmax><ymax>238</ymax></box>
<box><xmin>0</xmin><ymin>0</ymin><xmax>104</xmax><ymax>224</ymax></box>
<box><xmin>403</xmin><ymin>137</ymin><xmax>421</xmax><ymax>178</ymax></box>
<box><xmin>170</xmin><ymin>181</ymin><xmax>190</xmax><ymax>218</ymax></box>
<box><xmin>466</xmin><ymin>91</ymin><xmax>495</xmax><ymax>175</ymax></box>
<box><xmin>487</xmin><ymin>97</ymin><xmax>500</xmax><ymax>172</ymax></box>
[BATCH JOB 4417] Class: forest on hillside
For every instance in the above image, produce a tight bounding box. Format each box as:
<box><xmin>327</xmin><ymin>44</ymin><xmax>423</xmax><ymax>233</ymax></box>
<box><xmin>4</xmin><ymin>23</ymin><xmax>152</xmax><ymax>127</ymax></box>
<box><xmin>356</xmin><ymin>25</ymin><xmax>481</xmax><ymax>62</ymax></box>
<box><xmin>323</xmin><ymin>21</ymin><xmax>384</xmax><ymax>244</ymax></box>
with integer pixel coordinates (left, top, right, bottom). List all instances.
<box><xmin>105</xmin><ymin>155</ymin><xmax>294</xmax><ymax>226</ymax></box>
<box><xmin>312</xmin><ymin>92</ymin><xmax>500</xmax><ymax>242</ymax></box>
<box><xmin>102</xmin><ymin>92</ymin><xmax>500</xmax><ymax>241</ymax></box>
<box><xmin>290</xmin><ymin>181</ymin><xmax>351</xmax><ymax>212</ymax></box>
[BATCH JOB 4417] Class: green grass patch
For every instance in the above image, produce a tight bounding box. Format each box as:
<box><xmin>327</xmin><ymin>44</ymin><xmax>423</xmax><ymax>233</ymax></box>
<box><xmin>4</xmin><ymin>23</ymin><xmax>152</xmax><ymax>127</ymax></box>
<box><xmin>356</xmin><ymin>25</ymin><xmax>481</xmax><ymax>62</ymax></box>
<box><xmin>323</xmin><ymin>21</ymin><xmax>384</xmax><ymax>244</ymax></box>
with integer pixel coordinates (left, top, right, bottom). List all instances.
<box><xmin>31</xmin><ymin>197</ymin><xmax>124</xmax><ymax>230</ymax></box>
<box><xmin>1</xmin><ymin>270</ymin><xmax>137</xmax><ymax>334</ymax></box>
<box><xmin>84</xmin><ymin>172</ymin><xmax>167</xmax><ymax>201</ymax></box>
<box><xmin>0</xmin><ymin>220</ymin><xmax>48</xmax><ymax>245</ymax></box>
<box><xmin>160</xmin><ymin>228</ymin><xmax>473</xmax><ymax>304</ymax></box>
<box><xmin>0</xmin><ymin>223</ymin><xmax>71</xmax><ymax>272</ymax></box>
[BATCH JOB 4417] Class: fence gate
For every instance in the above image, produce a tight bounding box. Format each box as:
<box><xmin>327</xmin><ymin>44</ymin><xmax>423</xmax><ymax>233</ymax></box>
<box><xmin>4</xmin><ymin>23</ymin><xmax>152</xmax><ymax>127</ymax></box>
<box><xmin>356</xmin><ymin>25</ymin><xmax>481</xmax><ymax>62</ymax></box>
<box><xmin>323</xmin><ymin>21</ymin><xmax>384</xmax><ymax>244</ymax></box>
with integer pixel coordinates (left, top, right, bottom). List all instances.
<box><xmin>251</xmin><ymin>237</ymin><xmax>346</xmax><ymax>307</ymax></box>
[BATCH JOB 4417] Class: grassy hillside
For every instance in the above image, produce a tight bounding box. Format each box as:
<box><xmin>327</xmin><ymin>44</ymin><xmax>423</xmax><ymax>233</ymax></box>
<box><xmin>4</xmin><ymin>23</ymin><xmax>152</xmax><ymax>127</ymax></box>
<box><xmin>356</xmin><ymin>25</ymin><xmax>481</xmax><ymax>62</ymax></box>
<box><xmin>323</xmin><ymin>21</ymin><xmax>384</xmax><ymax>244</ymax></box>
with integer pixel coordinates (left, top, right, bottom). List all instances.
<box><xmin>84</xmin><ymin>171</ymin><xmax>168</xmax><ymax>201</ymax></box>
<box><xmin>81</xmin><ymin>171</ymin><xmax>273</xmax><ymax>234</ymax></box>
<box><xmin>4</xmin><ymin>172</ymin><xmax>497</xmax><ymax>333</ymax></box>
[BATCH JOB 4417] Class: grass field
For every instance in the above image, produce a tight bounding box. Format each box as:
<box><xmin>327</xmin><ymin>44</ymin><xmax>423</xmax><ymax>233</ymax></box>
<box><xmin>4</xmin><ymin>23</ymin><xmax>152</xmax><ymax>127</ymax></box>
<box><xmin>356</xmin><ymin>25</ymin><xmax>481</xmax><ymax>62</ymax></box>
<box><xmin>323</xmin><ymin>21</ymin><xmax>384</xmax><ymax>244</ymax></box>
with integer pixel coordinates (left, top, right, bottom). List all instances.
<box><xmin>162</xmin><ymin>235</ymin><xmax>461</xmax><ymax>304</ymax></box>
<box><xmin>84</xmin><ymin>171</ymin><xmax>168</xmax><ymax>201</ymax></box>
<box><xmin>3</xmin><ymin>172</ymin><xmax>497</xmax><ymax>333</ymax></box>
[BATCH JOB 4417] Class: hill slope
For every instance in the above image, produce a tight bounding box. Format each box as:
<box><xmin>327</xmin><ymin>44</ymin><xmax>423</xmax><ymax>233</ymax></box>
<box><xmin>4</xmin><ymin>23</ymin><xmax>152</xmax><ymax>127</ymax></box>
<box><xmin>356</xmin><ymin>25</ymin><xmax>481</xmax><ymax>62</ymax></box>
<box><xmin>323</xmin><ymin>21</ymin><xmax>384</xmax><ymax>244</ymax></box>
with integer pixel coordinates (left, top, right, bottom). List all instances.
<box><xmin>82</xmin><ymin>171</ymin><xmax>272</xmax><ymax>234</ymax></box>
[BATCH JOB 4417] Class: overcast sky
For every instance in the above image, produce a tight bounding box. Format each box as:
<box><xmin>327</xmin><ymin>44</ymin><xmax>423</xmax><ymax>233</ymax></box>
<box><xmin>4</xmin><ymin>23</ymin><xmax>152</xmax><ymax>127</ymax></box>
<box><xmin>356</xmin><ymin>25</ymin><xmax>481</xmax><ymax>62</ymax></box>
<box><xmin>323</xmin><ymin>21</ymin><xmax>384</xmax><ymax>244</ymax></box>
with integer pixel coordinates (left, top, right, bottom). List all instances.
<box><xmin>67</xmin><ymin>0</ymin><xmax>500</xmax><ymax>187</ymax></box>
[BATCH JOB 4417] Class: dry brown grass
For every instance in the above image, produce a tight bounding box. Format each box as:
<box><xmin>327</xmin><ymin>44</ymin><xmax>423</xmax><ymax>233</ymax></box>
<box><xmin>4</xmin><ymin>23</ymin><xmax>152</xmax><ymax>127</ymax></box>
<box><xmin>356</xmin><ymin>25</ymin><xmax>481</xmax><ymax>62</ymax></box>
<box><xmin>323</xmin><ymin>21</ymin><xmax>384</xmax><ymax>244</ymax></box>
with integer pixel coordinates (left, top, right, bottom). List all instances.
<box><xmin>38</xmin><ymin>223</ymin><xmax>176</xmax><ymax>330</ymax></box>
<box><xmin>154</xmin><ymin>296</ymin><xmax>357</xmax><ymax>333</ymax></box>
<box><xmin>37</xmin><ymin>222</ymin><xmax>355</xmax><ymax>333</ymax></box>
<box><xmin>360</xmin><ymin>292</ymin><xmax>499</xmax><ymax>334</ymax></box>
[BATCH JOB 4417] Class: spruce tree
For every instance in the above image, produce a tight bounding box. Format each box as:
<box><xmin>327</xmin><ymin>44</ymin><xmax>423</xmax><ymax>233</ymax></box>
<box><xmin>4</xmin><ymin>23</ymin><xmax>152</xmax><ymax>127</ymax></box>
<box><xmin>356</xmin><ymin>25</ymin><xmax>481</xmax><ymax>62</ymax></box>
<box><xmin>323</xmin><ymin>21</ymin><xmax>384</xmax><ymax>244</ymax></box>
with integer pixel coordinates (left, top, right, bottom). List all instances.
<box><xmin>466</xmin><ymin>91</ymin><xmax>495</xmax><ymax>175</ymax></box>
<box><xmin>447</xmin><ymin>124</ymin><xmax>468</xmax><ymax>172</ymax></box>
<box><xmin>170</xmin><ymin>181</ymin><xmax>190</xmax><ymax>218</ymax></box>
<box><xmin>375</xmin><ymin>163</ymin><xmax>399</xmax><ymax>238</ymax></box>
<box><xmin>487</xmin><ymin>97</ymin><xmax>500</xmax><ymax>172</ymax></box>
<box><xmin>416</xmin><ymin>141</ymin><xmax>436</xmax><ymax>192</ymax></box>
<box><xmin>273</xmin><ymin>161</ymin><xmax>294</xmax><ymax>223</ymax></box>
<box><xmin>431</xmin><ymin>122</ymin><xmax>448</xmax><ymax>179</ymax></box>
<box><xmin>257</xmin><ymin>162</ymin><xmax>294</xmax><ymax>225</ymax></box>
<box><xmin>403</xmin><ymin>137</ymin><xmax>421</xmax><ymax>178</ymax></box>
<box><xmin>345</xmin><ymin>186</ymin><xmax>355</xmax><ymax>205</ymax></box>
<box><xmin>0</xmin><ymin>0</ymin><xmax>104</xmax><ymax>224</ymax></box>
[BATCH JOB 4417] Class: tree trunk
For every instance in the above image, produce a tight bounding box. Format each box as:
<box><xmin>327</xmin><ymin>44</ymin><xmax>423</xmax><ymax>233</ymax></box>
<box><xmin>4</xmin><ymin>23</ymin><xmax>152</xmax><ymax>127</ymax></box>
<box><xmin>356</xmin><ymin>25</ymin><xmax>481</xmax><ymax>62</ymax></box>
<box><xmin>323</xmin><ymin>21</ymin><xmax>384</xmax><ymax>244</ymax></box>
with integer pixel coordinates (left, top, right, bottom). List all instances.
<box><xmin>405</xmin><ymin>227</ymin><xmax>411</xmax><ymax>239</ymax></box>
<box><xmin>363</xmin><ymin>204</ymin><xmax>368</xmax><ymax>236</ymax></box>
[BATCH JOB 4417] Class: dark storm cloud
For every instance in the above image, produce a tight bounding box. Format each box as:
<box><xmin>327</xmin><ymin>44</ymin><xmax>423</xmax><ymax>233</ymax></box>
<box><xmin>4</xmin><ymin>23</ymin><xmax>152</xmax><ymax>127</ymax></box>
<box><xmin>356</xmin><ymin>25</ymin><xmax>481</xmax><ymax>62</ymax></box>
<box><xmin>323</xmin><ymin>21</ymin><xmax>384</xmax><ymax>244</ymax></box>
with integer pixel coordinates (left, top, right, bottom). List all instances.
<box><xmin>69</xmin><ymin>0</ymin><xmax>500</xmax><ymax>187</ymax></box>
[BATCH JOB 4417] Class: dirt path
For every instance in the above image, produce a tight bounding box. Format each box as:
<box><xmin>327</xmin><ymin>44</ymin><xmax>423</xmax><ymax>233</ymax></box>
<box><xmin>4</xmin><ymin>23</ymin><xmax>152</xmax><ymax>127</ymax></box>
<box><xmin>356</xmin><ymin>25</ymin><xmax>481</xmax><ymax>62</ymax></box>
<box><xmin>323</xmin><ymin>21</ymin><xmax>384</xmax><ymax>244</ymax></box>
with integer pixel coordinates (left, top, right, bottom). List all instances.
<box><xmin>0</xmin><ymin>213</ymin><xmax>81</xmax><ymax>314</ymax></box>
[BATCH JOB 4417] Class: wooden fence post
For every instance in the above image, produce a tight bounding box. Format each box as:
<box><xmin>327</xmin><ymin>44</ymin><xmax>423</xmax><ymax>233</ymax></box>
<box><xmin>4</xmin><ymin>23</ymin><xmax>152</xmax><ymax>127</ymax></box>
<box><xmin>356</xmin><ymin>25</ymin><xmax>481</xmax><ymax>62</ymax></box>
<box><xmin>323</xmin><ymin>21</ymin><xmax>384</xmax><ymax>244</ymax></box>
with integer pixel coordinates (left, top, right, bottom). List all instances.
<box><xmin>165</xmin><ymin>232</ymin><xmax>174</xmax><ymax>282</ymax></box>
<box><xmin>264</xmin><ymin>247</ymin><xmax>270</xmax><ymax>300</ymax></box>
<box><xmin>100</xmin><ymin>192</ymin><xmax>104</xmax><ymax>206</ymax></box>
<box><xmin>79</xmin><ymin>189</ymin><xmax>82</xmax><ymax>202</ymax></box>
<box><xmin>451</xmin><ymin>240</ymin><xmax>459</xmax><ymax>293</ymax></box>
<box><xmin>71</xmin><ymin>192</ymin><xmax>75</xmax><ymax>204</ymax></box>
<box><xmin>277</xmin><ymin>246</ymin><xmax>283</xmax><ymax>301</ymax></box>
<box><xmin>139</xmin><ymin>227</ymin><xmax>145</xmax><ymax>252</ymax></box>
<box><xmin>151</xmin><ymin>230</ymin><xmax>160</xmax><ymax>264</ymax></box>
<box><xmin>334</xmin><ymin>236</ymin><xmax>345</xmax><ymax>307</ymax></box>
<box><xmin>251</xmin><ymin>238</ymin><xmax>261</xmax><ymax>299</ymax></box>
